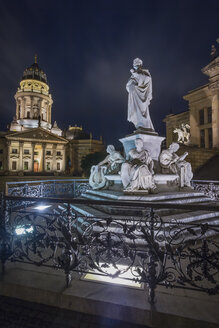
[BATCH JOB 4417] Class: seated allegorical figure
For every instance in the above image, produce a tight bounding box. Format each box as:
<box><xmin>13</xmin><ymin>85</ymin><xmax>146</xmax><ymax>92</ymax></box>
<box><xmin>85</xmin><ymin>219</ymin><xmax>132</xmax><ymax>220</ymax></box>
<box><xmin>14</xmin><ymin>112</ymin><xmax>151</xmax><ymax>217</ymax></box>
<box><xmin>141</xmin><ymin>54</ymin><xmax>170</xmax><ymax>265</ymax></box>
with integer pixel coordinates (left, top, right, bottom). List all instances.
<box><xmin>159</xmin><ymin>142</ymin><xmax>193</xmax><ymax>187</ymax></box>
<box><xmin>89</xmin><ymin>145</ymin><xmax>125</xmax><ymax>190</ymax></box>
<box><xmin>97</xmin><ymin>145</ymin><xmax>125</xmax><ymax>174</ymax></box>
<box><xmin>120</xmin><ymin>138</ymin><xmax>156</xmax><ymax>192</ymax></box>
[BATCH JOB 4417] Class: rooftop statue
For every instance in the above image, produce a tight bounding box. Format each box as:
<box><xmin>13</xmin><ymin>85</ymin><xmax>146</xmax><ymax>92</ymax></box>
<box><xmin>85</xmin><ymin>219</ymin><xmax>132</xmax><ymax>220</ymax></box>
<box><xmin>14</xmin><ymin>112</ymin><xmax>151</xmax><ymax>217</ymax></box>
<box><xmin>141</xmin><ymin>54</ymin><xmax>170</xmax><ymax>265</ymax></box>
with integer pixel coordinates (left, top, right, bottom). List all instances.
<box><xmin>121</xmin><ymin>138</ymin><xmax>156</xmax><ymax>192</ymax></box>
<box><xmin>173</xmin><ymin>124</ymin><xmax>190</xmax><ymax>144</ymax></box>
<box><xmin>126</xmin><ymin>58</ymin><xmax>154</xmax><ymax>131</ymax></box>
<box><xmin>159</xmin><ymin>142</ymin><xmax>193</xmax><ymax>188</ymax></box>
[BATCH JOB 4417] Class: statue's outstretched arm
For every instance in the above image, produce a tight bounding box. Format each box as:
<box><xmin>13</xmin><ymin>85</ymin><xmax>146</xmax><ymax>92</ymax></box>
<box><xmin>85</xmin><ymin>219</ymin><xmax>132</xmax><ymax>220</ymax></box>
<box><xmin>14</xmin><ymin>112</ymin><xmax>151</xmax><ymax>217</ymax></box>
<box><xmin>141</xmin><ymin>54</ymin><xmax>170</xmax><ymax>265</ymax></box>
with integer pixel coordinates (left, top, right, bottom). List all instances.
<box><xmin>98</xmin><ymin>155</ymin><xmax>110</xmax><ymax>166</ymax></box>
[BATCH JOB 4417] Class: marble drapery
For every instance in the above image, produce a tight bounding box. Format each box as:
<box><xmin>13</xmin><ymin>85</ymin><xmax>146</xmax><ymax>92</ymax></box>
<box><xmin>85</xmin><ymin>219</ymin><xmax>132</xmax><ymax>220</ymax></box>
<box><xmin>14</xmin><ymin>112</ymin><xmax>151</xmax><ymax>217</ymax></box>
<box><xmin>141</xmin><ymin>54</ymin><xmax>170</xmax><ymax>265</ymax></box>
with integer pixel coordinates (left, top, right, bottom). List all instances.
<box><xmin>89</xmin><ymin>145</ymin><xmax>125</xmax><ymax>190</ymax></box>
<box><xmin>121</xmin><ymin>138</ymin><xmax>156</xmax><ymax>192</ymax></box>
<box><xmin>159</xmin><ymin>143</ymin><xmax>193</xmax><ymax>187</ymax></box>
<box><xmin>126</xmin><ymin>58</ymin><xmax>154</xmax><ymax>130</ymax></box>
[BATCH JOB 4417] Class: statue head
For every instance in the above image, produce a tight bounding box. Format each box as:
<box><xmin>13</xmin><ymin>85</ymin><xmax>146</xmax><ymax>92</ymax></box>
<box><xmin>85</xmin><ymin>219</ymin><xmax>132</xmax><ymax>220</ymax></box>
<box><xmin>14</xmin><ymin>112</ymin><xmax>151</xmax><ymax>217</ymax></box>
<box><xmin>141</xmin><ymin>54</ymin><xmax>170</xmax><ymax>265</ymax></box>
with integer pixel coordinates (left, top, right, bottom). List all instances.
<box><xmin>133</xmin><ymin>58</ymin><xmax>143</xmax><ymax>70</ymax></box>
<box><xmin>169</xmin><ymin>142</ymin><xmax>179</xmax><ymax>153</ymax></box>
<box><xmin>135</xmin><ymin>138</ymin><xmax>144</xmax><ymax>152</ymax></box>
<box><xmin>106</xmin><ymin>145</ymin><xmax>115</xmax><ymax>154</ymax></box>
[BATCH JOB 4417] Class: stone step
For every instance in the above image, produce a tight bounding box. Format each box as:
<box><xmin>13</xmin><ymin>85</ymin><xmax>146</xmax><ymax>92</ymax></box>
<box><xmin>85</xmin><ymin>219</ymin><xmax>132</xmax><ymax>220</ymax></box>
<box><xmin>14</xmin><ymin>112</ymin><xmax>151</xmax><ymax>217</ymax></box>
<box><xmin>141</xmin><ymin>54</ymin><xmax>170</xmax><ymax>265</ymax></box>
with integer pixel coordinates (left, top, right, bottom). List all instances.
<box><xmin>71</xmin><ymin>204</ymin><xmax>219</xmax><ymax>228</ymax></box>
<box><xmin>81</xmin><ymin>193</ymin><xmax>107</xmax><ymax>201</ymax></box>
<box><xmin>85</xmin><ymin>189</ymin><xmax>206</xmax><ymax>202</ymax></box>
<box><xmin>81</xmin><ymin>192</ymin><xmax>211</xmax><ymax>217</ymax></box>
<box><xmin>70</xmin><ymin>204</ymin><xmax>108</xmax><ymax>218</ymax></box>
<box><xmin>162</xmin><ymin>209</ymin><xmax>219</xmax><ymax>223</ymax></box>
<box><xmin>56</xmin><ymin>204</ymin><xmax>219</xmax><ymax>247</ymax></box>
<box><xmin>83</xmin><ymin>190</ymin><xmax>211</xmax><ymax>207</ymax></box>
<box><xmin>81</xmin><ymin>193</ymin><xmax>208</xmax><ymax>205</ymax></box>
<box><xmin>84</xmin><ymin>190</ymin><xmax>123</xmax><ymax>200</ymax></box>
<box><xmin>161</xmin><ymin>196</ymin><xmax>211</xmax><ymax>205</ymax></box>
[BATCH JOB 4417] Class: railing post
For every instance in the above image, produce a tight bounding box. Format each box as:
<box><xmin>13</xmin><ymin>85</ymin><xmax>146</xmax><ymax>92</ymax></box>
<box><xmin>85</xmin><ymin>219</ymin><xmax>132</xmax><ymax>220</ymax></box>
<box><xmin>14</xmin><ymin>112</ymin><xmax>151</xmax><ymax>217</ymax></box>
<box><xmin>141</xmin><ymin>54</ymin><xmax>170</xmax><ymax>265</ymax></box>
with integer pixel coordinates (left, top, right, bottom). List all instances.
<box><xmin>4</xmin><ymin>183</ymin><xmax>8</xmax><ymax>197</ymax></box>
<box><xmin>73</xmin><ymin>180</ymin><xmax>76</xmax><ymax>198</ymax></box>
<box><xmin>24</xmin><ymin>183</ymin><xmax>28</xmax><ymax>196</ymax></box>
<box><xmin>40</xmin><ymin>182</ymin><xmax>44</xmax><ymax>197</ymax></box>
<box><xmin>53</xmin><ymin>180</ymin><xmax>56</xmax><ymax>196</ymax></box>
<box><xmin>147</xmin><ymin>208</ymin><xmax>157</xmax><ymax>304</ymax></box>
<box><xmin>0</xmin><ymin>194</ymin><xmax>11</xmax><ymax>274</ymax></box>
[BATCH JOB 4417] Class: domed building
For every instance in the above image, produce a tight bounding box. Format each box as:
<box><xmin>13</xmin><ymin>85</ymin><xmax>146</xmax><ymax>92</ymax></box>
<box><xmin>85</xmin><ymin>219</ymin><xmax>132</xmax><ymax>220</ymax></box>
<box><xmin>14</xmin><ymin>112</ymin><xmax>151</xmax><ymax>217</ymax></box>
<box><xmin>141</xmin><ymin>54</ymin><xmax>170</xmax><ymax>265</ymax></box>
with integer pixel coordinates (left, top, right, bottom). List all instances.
<box><xmin>10</xmin><ymin>56</ymin><xmax>55</xmax><ymax>132</ymax></box>
<box><xmin>0</xmin><ymin>57</ymin><xmax>104</xmax><ymax>175</ymax></box>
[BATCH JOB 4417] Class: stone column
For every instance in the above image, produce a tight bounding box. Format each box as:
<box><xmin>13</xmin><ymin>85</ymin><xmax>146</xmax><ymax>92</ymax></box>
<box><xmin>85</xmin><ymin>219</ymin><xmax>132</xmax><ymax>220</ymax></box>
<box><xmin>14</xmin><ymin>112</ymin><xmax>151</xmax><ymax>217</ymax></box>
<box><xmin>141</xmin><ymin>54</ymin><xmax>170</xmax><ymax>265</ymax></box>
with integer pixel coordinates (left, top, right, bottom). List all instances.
<box><xmin>49</xmin><ymin>104</ymin><xmax>52</xmax><ymax>124</ymax></box>
<box><xmin>31</xmin><ymin>143</ymin><xmax>35</xmax><ymax>172</ymax></box>
<box><xmin>45</xmin><ymin>102</ymin><xmax>48</xmax><ymax>122</ymax></box>
<box><xmin>7</xmin><ymin>141</ymin><xmax>11</xmax><ymax>171</ymax></box>
<box><xmin>62</xmin><ymin>145</ymin><xmax>66</xmax><ymax>172</ymax></box>
<box><xmin>39</xmin><ymin>99</ymin><xmax>42</xmax><ymax>122</ymax></box>
<box><xmin>19</xmin><ymin>142</ymin><xmax>24</xmax><ymax>171</ymax></box>
<box><xmin>30</xmin><ymin>96</ymin><xmax>33</xmax><ymax>118</ymax></box>
<box><xmin>21</xmin><ymin>97</ymin><xmax>25</xmax><ymax>119</ymax></box>
<box><xmin>52</xmin><ymin>144</ymin><xmax>57</xmax><ymax>171</ymax></box>
<box><xmin>211</xmin><ymin>91</ymin><xmax>219</xmax><ymax>148</ymax></box>
<box><xmin>23</xmin><ymin>97</ymin><xmax>27</xmax><ymax>118</ymax></box>
<box><xmin>42</xmin><ymin>144</ymin><xmax>46</xmax><ymax>172</ymax></box>
<box><xmin>16</xmin><ymin>101</ymin><xmax>19</xmax><ymax>119</ymax></box>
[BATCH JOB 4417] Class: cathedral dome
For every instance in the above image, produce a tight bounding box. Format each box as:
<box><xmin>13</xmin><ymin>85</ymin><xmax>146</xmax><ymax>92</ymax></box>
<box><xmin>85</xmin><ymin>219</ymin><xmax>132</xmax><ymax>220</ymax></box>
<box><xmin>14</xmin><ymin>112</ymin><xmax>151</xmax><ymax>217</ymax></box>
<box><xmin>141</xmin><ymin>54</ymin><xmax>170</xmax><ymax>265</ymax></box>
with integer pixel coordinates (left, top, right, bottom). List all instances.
<box><xmin>21</xmin><ymin>55</ymin><xmax>47</xmax><ymax>84</ymax></box>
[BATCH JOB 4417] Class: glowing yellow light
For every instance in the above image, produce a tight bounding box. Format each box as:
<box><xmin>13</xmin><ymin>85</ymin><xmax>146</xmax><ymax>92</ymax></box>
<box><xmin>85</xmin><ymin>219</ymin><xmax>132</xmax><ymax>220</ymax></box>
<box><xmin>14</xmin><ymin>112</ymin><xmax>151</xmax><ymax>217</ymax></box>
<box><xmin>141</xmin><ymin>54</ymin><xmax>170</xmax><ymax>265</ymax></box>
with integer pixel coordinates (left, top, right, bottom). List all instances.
<box><xmin>83</xmin><ymin>263</ymin><xmax>142</xmax><ymax>288</ymax></box>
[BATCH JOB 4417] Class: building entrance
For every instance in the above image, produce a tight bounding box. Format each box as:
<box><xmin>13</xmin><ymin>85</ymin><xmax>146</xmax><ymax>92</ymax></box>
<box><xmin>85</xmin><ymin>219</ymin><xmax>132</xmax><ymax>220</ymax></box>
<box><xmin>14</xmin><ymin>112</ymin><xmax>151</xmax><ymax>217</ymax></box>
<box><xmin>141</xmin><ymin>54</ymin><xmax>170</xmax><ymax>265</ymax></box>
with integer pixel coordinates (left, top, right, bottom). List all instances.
<box><xmin>33</xmin><ymin>144</ymin><xmax>43</xmax><ymax>172</ymax></box>
<box><xmin>34</xmin><ymin>161</ymin><xmax>39</xmax><ymax>172</ymax></box>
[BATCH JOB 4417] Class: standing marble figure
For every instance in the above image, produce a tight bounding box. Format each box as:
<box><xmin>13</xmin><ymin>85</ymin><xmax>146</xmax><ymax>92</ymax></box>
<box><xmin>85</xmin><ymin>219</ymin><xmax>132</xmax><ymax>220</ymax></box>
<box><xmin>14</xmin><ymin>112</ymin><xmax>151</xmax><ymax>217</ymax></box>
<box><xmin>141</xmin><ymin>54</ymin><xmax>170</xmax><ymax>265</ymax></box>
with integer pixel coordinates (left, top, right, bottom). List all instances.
<box><xmin>126</xmin><ymin>58</ymin><xmax>154</xmax><ymax>130</ymax></box>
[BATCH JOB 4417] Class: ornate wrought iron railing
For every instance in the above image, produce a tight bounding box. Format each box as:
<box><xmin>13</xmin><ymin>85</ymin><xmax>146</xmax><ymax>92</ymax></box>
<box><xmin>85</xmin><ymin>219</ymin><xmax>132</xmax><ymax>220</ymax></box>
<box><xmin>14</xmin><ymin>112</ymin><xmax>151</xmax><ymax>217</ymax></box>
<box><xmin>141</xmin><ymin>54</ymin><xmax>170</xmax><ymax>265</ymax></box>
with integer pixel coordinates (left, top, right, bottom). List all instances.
<box><xmin>5</xmin><ymin>178</ymin><xmax>219</xmax><ymax>200</ymax></box>
<box><xmin>0</xmin><ymin>194</ymin><xmax>219</xmax><ymax>304</ymax></box>
<box><xmin>192</xmin><ymin>179</ymin><xmax>219</xmax><ymax>200</ymax></box>
<box><xmin>5</xmin><ymin>179</ymin><xmax>91</xmax><ymax>198</ymax></box>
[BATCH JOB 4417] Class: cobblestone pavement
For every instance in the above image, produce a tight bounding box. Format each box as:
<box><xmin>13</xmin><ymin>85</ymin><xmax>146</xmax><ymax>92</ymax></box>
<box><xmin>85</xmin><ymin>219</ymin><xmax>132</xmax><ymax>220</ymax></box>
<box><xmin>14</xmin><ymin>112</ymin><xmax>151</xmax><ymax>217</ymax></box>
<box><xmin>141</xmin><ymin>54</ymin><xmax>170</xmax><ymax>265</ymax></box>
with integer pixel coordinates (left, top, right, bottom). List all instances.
<box><xmin>0</xmin><ymin>295</ymin><xmax>147</xmax><ymax>328</ymax></box>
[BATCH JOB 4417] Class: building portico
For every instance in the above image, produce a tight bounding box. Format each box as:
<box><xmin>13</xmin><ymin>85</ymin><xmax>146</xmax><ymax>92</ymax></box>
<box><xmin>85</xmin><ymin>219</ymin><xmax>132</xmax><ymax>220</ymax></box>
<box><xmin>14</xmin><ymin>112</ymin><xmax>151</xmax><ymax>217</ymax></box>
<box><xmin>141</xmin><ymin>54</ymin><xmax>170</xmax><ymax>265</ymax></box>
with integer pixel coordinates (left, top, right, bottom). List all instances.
<box><xmin>5</xmin><ymin>128</ymin><xmax>67</xmax><ymax>174</ymax></box>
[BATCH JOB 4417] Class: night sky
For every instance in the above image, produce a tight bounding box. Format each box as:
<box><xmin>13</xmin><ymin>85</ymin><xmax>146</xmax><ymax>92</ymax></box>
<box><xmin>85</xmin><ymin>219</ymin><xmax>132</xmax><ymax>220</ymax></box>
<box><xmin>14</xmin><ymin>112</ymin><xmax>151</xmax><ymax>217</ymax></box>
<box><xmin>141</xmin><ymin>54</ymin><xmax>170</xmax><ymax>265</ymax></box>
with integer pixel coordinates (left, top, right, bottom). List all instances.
<box><xmin>0</xmin><ymin>0</ymin><xmax>218</xmax><ymax>146</ymax></box>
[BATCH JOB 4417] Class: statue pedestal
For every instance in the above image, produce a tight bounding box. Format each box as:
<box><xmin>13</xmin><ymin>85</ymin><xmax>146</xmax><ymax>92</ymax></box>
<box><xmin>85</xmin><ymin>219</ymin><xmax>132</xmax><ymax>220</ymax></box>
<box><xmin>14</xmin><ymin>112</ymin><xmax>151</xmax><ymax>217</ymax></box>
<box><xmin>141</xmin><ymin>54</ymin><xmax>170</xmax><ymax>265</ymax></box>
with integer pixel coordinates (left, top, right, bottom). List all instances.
<box><xmin>119</xmin><ymin>132</ymin><xmax>165</xmax><ymax>163</ymax></box>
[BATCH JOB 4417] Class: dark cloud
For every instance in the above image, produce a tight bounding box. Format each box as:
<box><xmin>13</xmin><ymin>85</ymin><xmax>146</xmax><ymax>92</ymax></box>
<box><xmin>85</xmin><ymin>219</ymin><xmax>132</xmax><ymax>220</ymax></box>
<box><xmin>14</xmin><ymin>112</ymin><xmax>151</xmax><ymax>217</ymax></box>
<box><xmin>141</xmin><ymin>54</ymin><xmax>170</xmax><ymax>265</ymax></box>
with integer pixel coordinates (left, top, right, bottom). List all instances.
<box><xmin>0</xmin><ymin>0</ymin><xmax>218</xmax><ymax>145</ymax></box>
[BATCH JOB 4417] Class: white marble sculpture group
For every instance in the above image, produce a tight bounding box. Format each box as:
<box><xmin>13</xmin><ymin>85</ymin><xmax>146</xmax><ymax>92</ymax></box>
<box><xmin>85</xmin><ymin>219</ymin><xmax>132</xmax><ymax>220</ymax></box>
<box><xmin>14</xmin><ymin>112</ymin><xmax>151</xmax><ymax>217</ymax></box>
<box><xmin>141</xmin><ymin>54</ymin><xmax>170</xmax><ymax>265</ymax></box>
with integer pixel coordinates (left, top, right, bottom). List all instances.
<box><xmin>89</xmin><ymin>58</ymin><xmax>193</xmax><ymax>193</ymax></box>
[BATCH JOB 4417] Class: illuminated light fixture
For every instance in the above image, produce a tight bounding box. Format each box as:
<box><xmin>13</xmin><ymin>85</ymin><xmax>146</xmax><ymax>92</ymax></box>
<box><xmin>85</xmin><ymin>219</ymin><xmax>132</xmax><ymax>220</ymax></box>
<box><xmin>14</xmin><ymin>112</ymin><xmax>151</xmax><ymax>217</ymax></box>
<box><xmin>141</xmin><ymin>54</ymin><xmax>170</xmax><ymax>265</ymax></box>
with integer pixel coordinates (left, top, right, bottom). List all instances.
<box><xmin>34</xmin><ymin>205</ymin><xmax>51</xmax><ymax>211</ymax></box>
<box><xmin>15</xmin><ymin>225</ymin><xmax>34</xmax><ymax>235</ymax></box>
<box><xmin>83</xmin><ymin>263</ymin><xmax>142</xmax><ymax>288</ymax></box>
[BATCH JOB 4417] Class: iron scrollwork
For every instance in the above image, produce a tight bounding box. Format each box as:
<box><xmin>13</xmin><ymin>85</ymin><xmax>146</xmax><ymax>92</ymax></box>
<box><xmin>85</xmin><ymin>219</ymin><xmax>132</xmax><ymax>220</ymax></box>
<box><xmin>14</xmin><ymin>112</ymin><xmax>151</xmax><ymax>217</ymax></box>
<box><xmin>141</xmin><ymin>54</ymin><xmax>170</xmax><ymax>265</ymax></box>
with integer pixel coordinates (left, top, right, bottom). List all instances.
<box><xmin>192</xmin><ymin>180</ymin><xmax>219</xmax><ymax>200</ymax></box>
<box><xmin>1</xmin><ymin>202</ymin><xmax>218</xmax><ymax>304</ymax></box>
<box><xmin>7</xmin><ymin>179</ymin><xmax>90</xmax><ymax>198</ymax></box>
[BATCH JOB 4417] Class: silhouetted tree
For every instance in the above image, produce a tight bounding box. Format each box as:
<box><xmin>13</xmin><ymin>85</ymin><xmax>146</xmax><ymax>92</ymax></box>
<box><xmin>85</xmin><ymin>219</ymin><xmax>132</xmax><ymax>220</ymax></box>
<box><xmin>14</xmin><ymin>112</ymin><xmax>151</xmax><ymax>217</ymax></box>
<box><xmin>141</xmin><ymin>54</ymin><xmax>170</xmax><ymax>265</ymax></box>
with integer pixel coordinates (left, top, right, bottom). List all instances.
<box><xmin>81</xmin><ymin>151</ymin><xmax>107</xmax><ymax>177</ymax></box>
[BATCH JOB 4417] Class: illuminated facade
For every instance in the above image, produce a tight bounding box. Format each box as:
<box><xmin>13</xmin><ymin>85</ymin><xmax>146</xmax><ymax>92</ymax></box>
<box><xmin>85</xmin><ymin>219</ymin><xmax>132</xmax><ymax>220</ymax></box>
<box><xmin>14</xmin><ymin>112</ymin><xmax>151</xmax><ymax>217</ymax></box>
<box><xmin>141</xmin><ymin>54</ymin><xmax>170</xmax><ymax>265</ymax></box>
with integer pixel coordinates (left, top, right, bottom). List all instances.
<box><xmin>164</xmin><ymin>45</ymin><xmax>219</xmax><ymax>171</ymax></box>
<box><xmin>0</xmin><ymin>57</ymin><xmax>104</xmax><ymax>175</ymax></box>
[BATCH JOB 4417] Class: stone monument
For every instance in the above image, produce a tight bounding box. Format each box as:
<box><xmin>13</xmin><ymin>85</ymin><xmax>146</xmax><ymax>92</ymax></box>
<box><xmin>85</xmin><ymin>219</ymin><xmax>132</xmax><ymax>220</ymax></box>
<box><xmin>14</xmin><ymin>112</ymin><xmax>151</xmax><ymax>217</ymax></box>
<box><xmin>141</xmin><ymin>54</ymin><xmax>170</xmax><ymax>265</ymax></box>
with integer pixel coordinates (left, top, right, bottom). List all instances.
<box><xmin>88</xmin><ymin>57</ymin><xmax>193</xmax><ymax>193</ymax></box>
